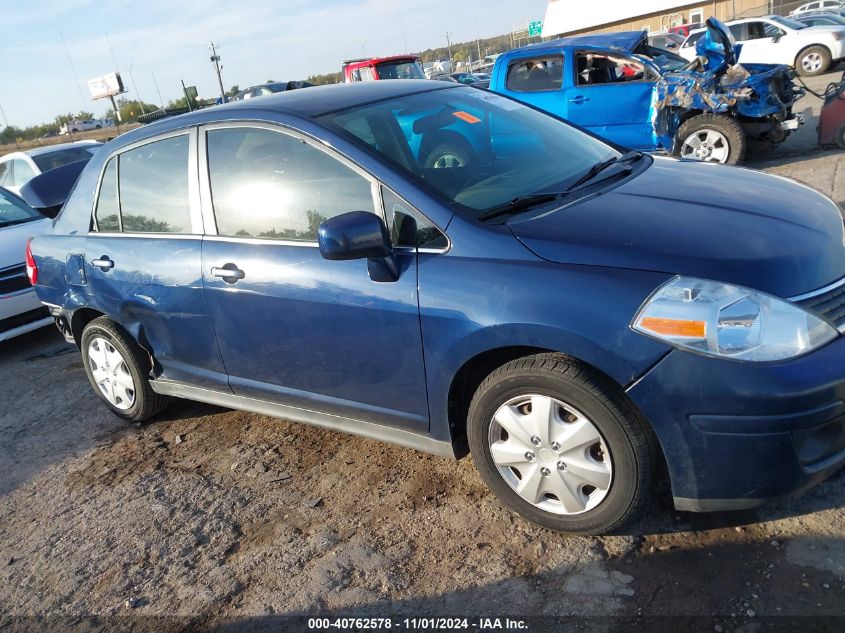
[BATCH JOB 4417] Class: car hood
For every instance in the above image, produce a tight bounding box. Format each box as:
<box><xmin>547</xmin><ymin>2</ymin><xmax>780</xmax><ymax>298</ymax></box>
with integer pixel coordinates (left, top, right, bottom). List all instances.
<box><xmin>802</xmin><ymin>25</ymin><xmax>845</xmax><ymax>35</ymax></box>
<box><xmin>0</xmin><ymin>218</ymin><xmax>50</xmax><ymax>269</ymax></box>
<box><xmin>509</xmin><ymin>158</ymin><xmax>845</xmax><ymax>298</ymax></box>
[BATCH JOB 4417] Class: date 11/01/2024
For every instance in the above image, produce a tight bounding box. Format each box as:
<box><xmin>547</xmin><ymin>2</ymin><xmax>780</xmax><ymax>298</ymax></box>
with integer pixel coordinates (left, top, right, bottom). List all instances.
<box><xmin>307</xmin><ymin>617</ymin><xmax>528</xmax><ymax>630</ymax></box>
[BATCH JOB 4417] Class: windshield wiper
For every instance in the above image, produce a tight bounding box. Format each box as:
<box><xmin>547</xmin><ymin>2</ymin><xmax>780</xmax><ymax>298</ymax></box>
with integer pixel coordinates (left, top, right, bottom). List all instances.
<box><xmin>565</xmin><ymin>150</ymin><xmax>643</xmax><ymax>192</ymax></box>
<box><xmin>477</xmin><ymin>193</ymin><xmax>565</xmax><ymax>222</ymax></box>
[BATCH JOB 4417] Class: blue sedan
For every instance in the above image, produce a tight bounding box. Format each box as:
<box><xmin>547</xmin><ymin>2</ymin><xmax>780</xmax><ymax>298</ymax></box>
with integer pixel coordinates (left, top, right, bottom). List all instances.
<box><xmin>27</xmin><ymin>80</ymin><xmax>845</xmax><ymax>534</ymax></box>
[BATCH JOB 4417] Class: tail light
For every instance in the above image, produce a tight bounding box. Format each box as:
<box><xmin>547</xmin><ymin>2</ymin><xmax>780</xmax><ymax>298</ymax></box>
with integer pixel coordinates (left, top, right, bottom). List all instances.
<box><xmin>25</xmin><ymin>238</ymin><xmax>37</xmax><ymax>286</ymax></box>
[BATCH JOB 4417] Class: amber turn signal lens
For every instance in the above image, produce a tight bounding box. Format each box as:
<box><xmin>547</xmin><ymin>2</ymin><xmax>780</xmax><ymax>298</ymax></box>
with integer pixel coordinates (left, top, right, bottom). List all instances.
<box><xmin>638</xmin><ymin>316</ymin><xmax>706</xmax><ymax>338</ymax></box>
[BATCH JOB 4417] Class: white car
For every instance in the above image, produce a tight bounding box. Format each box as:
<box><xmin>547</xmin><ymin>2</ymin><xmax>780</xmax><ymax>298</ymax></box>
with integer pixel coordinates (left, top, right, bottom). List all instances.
<box><xmin>790</xmin><ymin>0</ymin><xmax>843</xmax><ymax>16</ymax></box>
<box><xmin>0</xmin><ymin>187</ymin><xmax>51</xmax><ymax>342</ymax></box>
<box><xmin>0</xmin><ymin>141</ymin><xmax>101</xmax><ymax>195</ymax></box>
<box><xmin>59</xmin><ymin>119</ymin><xmax>103</xmax><ymax>135</ymax></box>
<box><xmin>680</xmin><ymin>15</ymin><xmax>845</xmax><ymax>75</ymax></box>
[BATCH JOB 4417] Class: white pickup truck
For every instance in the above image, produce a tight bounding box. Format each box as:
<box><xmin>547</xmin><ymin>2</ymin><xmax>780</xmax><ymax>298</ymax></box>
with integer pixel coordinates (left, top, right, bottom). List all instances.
<box><xmin>58</xmin><ymin>118</ymin><xmax>108</xmax><ymax>135</ymax></box>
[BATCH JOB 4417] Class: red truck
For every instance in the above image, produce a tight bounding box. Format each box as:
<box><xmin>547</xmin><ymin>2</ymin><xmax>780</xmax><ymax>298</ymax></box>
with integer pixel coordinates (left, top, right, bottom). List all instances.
<box><xmin>342</xmin><ymin>55</ymin><xmax>426</xmax><ymax>82</ymax></box>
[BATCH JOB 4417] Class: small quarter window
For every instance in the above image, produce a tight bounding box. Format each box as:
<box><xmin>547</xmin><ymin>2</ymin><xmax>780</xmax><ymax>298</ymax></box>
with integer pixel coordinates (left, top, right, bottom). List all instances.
<box><xmin>95</xmin><ymin>157</ymin><xmax>120</xmax><ymax>232</ymax></box>
<box><xmin>382</xmin><ymin>187</ymin><xmax>447</xmax><ymax>249</ymax></box>
<box><xmin>119</xmin><ymin>135</ymin><xmax>190</xmax><ymax>233</ymax></box>
<box><xmin>206</xmin><ymin>127</ymin><xmax>377</xmax><ymax>241</ymax></box>
<box><xmin>506</xmin><ymin>56</ymin><xmax>564</xmax><ymax>92</ymax></box>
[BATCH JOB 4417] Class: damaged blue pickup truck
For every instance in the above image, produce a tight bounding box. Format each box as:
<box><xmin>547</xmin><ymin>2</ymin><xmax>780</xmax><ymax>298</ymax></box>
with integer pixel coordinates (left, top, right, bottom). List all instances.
<box><xmin>490</xmin><ymin>18</ymin><xmax>805</xmax><ymax>164</ymax></box>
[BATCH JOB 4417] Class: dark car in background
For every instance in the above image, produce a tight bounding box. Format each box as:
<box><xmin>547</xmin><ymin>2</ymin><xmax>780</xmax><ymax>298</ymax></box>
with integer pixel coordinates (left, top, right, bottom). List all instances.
<box><xmin>27</xmin><ymin>80</ymin><xmax>845</xmax><ymax>534</ymax></box>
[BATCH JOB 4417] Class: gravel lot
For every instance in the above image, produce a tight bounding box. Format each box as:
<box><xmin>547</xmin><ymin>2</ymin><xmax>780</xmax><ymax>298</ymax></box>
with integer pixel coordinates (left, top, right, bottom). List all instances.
<box><xmin>1</xmin><ymin>71</ymin><xmax>845</xmax><ymax>632</ymax></box>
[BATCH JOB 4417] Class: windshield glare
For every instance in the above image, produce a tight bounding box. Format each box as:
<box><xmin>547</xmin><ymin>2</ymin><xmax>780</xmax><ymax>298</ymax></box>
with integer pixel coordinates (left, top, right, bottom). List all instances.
<box><xmin>771</xmin><ymin>15</ymin><xmax>807</xmax><ymax>29</ymax></box>
<box><xmin>319</xmin><ymin>87</ymin><xmax>618</xmax><ymax>215</ymax></box>
<box><xmin>0</xmin><ymin>189</ymin><xmax>42</xmax><ymax>227</ymax></box>
<box><xmin>376</xmin><ymin>61</ymin><xmax>426</xmax><ymax>79</ymax></box>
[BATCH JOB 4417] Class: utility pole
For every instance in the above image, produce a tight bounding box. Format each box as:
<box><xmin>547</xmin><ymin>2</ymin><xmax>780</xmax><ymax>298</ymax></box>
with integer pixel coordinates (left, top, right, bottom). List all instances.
<box><xmin>127</xmin><ymin>63</ymin><xmax>146</xmax><ymax>114</ymax></box>
<box><xmin>210</xmin><ymin>41</ymin><xmax>226</xmax><ymax>103</ymax></box>
<box><xmin>476</xmin><ymin>37</ymin><xmax>482</xmax><ymax>68</ymax></box>
<box><xmin>445</xmin><ymin>31</ymin><xmax>453</xmax><ymax>65</ymax></box>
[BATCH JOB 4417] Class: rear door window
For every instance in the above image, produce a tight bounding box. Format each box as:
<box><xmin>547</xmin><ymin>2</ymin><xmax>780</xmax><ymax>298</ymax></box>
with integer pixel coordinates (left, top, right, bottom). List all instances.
<box><xmin>93</xmin><ymin>135</ymin><xmax>191</xmax><ymax>234</ymax></box>
<box><xmin>119</xmin><ymin>135</ymin><xmax>190</xmax><ymax>233</ymax></box>
<box><xmin>506</xmin><ymin>56</ymin><xmax>564</xmax><ymax>92</ymax></box>
<box><xmin>205</xmin><ymin>126</ymin><xmax>377</xmax><ymax>242</ymax></box>
<box><xmin>11</xmin><ymin>159</ymin><xmax>36</xmax><ymax>187</ymax></box>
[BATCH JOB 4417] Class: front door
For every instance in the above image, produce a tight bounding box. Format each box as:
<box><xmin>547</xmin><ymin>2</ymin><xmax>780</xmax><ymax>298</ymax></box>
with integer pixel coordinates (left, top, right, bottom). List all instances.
<box><xmin>199</xmin><ymin>123</ymin><xmax>430</xmax><ymax>433</ymax></box>
<box><xmin>564</xmin><ymin>51</ymin><xmax>657</xmax><ymax>150</ymax></box>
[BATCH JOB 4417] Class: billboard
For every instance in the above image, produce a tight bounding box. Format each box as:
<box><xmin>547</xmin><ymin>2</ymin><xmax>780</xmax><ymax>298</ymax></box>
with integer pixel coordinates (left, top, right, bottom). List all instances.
<box><xmin>542</xmin><ymin>0</ymin><xmax>694</xmax><ymax>36</ymax></box>
<box><xmin>87</xmin><ymin>72</ymin><xmax>125</xmax><ymax>100</ymax></box>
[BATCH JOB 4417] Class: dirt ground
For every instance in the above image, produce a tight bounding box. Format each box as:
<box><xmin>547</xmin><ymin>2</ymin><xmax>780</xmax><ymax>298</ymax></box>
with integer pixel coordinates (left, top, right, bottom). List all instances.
<box><xmin>1</xmin><ymin>73</ymin><xmax>845</xmax><ymax>633</ymax></box>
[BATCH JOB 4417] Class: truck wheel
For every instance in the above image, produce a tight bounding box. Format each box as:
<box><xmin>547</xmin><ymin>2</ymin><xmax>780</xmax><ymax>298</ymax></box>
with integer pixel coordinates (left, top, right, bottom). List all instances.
<box><xmin>467</xmin><ymin>353</ymin><xmax>654</xmax><ymax>535</ymax></box>
<box><xmin>70</xmin><ymin>128</ymin><xmax>78</xmax><ymax>133</ymax></box>
<box><xmin>837</xmin><ymin>124</ymin><xmax>845</xmax><ymax>150</ymax></box>
<box><xmin>95</xmin><ymin>124</ymin><xmax>102</xmax><ymax>129</ymax></box>
<box><xmin>675</xmin><ymin>113</ymin><xmax>746</xmax><ymax>164</ymax></box>
<box><xmin>81</xmin><ymin>317</ymin><xmax>169</xmax><ymax>422</ymax></box>
<box><xmin>423</xmin><ymin>139</ymin><xmax>472</xmax><ymax>169</ymax></box>
<box><xmin>796</xmin><ymin>46</ymin><xmax>831</xmax><ymax>77</ymax></box>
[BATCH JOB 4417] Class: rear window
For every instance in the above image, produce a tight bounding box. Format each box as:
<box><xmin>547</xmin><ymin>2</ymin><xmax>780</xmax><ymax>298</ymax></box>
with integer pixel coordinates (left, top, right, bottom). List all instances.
<box><xmin>32</xmin><ymin>147</ymin><xmax>98</xmax><ymax>172</ymax></box>
<box><xmin>506</xmin><ymin>56</ymin><xmax>564</xmax><ymax>92</ymax></box>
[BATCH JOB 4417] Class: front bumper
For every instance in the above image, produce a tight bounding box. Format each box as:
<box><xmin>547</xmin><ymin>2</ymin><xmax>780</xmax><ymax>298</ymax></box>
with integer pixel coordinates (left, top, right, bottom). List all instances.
<box><xmin>627</xmin><ymin>334</ymin><xmax>845</xmax><ymax>511</ymax></box>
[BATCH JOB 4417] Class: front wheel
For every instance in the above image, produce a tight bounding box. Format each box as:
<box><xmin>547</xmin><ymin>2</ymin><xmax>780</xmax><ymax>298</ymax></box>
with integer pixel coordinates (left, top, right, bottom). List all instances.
<box><xmin>81</xmin><ymin>317</ymin><xmax>169</xmax><ymax>422</ymax></box>
<box><xmin>467</xmin><ymin>354</ymin><xmax>654</xmax><ymax>535</ymax></box>
<box><xmin>796</xmin><ymin>46</ymin><xmax>831</xmax><ymax>77</ymax></box>
<box><xmin>675</xmin><ymin>113</ymin><xmax>746</xmax><ymax>164</ymax></box>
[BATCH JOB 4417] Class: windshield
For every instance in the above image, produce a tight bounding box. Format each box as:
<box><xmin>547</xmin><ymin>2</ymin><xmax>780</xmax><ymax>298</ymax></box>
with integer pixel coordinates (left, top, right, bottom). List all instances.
<box><xmin>0</xmin><ymin>188</ymin><xmax>42</xmax><ymax>228</ymax></box>
<box><xmin>318</xmin><ymin>86</ymin><xmax>619</xmax><ymax>215</ymax></box>
<box><xmin>376</xmin><ymin>60</ymin><xmax>426</xmax><ymax>79</ymax></box>
<box><xmin>32</xmin><ymin>146</ymin><xmax>99</xmax><ymax>172</ymax></box>
<box><xmin>770</xmin><ymin>15</ymin><xmax>808</xmax><ymax>29</ymax></box>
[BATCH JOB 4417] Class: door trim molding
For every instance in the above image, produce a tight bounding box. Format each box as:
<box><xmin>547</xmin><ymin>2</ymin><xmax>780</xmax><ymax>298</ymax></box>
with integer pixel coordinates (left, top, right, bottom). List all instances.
<box><xmin>150</xmin><ymin>379</ymin><xmax>457</xmax><ymax>459</ymax></box>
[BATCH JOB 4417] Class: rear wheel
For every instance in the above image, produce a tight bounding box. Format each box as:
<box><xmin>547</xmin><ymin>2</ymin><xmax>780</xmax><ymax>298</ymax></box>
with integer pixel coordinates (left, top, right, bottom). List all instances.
<box><xmin>675</xmin><ymin>113</ymin><xmax>746</xmax><ymax>164</ymax></box>
<box><xmin>837</xmin><ymin>124</ymin><xmax>845</xmax><ymax>150</ymax></box>
<box><xmin>796</xmin><ymin>46</ymin><xmax>831</xmax><ymax>77</ymax></box>
<box><xmin>467</xmin><ymin>354</ymin><xmax>653</xmax><ymax>535</ymax></box>
<box><xmin>81</xmin><ymin>317</ymin><xmax>169</xmax><ymax>422</ymax></box>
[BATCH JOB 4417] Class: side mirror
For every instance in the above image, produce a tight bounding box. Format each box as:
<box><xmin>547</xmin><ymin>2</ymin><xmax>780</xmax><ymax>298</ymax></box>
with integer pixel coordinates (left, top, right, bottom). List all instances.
<box><xmin>318</xmin><ymin>211</ymin><xmax>399</xmax><ymax>282</ymax></box>
<box><xmin>772</xmin><ymin>34</ymin><xmax>782</xmax><ymax>43</ymax></box>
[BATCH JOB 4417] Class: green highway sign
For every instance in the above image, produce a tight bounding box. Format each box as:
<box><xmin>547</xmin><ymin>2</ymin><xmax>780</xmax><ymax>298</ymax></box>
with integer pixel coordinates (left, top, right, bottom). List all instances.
<box><xmin>528</xmin><ymin>20</ymin><xmax>543</xmax><ymax>37</ymax></box>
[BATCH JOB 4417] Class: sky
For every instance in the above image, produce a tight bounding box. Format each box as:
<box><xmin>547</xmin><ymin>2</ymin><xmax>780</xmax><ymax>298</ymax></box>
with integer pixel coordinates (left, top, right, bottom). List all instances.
<box><xmin>1</xmin><ymin>0</ymin><xmax>548</xmax><ymax>128</ymax></box>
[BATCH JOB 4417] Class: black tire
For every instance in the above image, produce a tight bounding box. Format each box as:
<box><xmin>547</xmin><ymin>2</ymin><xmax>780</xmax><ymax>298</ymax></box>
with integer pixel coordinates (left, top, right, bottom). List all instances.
<box><xmin>70</xmin><ymin>128</ymin><xmax>78</xmax><ymax>133</ymax></box>
<box><xmin>675</xmin><ymin>113</ymin><xmax>746</xmax><ymax>164</ymax></box>
<box><xmin>795</xmin><ymin>45</ymin><xmax>831</xmax><ymax>77</ymax></box>
<box><xmin>467</xmin><ymin>353</ymin><xmax>654</xmax><ymax>535</ymax></box>
<box><xmin>95</xmin><ymin>124</ymin><xmax>102</xmax><ymax>129</ymax></box>
<box><xmin>80</xmin><ymin>317</ymin><xmax>169</xmax><ymax>422</ymax></box>
<box><xmin>837</xmin><ymin>124</ymin><xmax>845</xmax><ymax>151</ymax></box>
<box><xmin>423</xmin><ymin>139</ymin><xmax>473</xmax><ymax>169</ymax></box>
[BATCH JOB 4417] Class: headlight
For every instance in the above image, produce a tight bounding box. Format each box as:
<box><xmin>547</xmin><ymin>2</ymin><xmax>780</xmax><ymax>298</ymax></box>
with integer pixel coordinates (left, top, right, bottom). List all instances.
<box><xmin>632</xmin><ymin>277</ymin><xmax>837</xmax><ymax>362</ymax></box>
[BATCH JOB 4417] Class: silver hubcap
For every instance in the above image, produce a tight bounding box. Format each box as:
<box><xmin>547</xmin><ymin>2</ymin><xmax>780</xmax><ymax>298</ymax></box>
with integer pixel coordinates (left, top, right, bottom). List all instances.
<box><xmin>432</xmin><ymin>153</ymin><xmax>465</xmax><ymax>169</ymax></box>
<box><xmin>488</xmin><ymin>394</ymin><xmax>613</xmax><ymax>515</ymax></box>
<box><xmin>802</xmin><ymin>52</ymin><xmax>822</xmax><ymax>72</ymax></box>
<box><xmin>680</xmin><ymin>128</ymin><xmax>730</xmax><ymax>163</ymax></box>
<box><xmin>87</xmin><ymin>337</ymin><xmax>135</xmax><ymax>410</ymax></box>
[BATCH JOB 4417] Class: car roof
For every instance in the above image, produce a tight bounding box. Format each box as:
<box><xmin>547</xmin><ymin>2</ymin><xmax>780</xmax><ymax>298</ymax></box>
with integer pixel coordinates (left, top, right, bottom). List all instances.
<box><xmin>506</xmin><ymin>31</ymin><xmax>647</xmax><ymax>55</ymax></box>
<box><xmin>1</xmin><ymin>140</ymin><xmax>101</xmax><ymax>160</ymax></box>
<box><xmin>107</xmin><ymin>81</ymin><xmax>459</xmax><ymax>149</ymax></box>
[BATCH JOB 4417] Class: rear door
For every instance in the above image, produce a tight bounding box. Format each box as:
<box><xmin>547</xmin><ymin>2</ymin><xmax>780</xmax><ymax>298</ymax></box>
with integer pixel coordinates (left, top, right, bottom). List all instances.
<box><xmin>84</xmin><ymin>129</ymin><xmax>229</xmax><ymax>390</ymax></box>
<box><xmin>198</xmin><ymin>122</ymin><xmax>431</xmax><ymax>433</ymax></box>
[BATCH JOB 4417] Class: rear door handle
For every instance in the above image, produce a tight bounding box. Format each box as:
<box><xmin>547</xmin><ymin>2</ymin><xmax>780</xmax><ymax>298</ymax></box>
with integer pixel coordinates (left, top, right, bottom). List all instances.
<box><xmin>91</xmin><ymin>256</ymin><xmax>114</xmax><ymax>271</ymax></box>
<box><xmin>211</xmin><ymin>264</ymin><xmax>245</xmax><ymax>284</ymax></box>
<box><xmin>569</xmin><ymin>95</ymin><xmax>590</xmax><ymax>104</ymax></box>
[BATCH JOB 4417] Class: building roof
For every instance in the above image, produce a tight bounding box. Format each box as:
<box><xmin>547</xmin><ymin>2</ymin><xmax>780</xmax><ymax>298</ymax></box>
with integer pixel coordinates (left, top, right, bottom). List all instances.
<box><xmin>541</xmin><ymin>0</ymin><xmax>694</xmax><ymax>37</ymax></box>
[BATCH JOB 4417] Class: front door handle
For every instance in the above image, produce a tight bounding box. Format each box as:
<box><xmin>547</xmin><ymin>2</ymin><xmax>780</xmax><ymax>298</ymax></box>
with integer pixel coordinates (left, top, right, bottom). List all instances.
<box><xmin>211</xmin><ymin>263</ymin><xmax>245</xmax><ymax>284</ymax></box>
<box><xmin>91</xmin><ymin>256</ymin><xmax>114</xmax><ymax>271</ymax></box>
<box><xmin>569</xmin><ymin>95</ymin><xmax>590</xmax><ymax>104</ymax></box>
